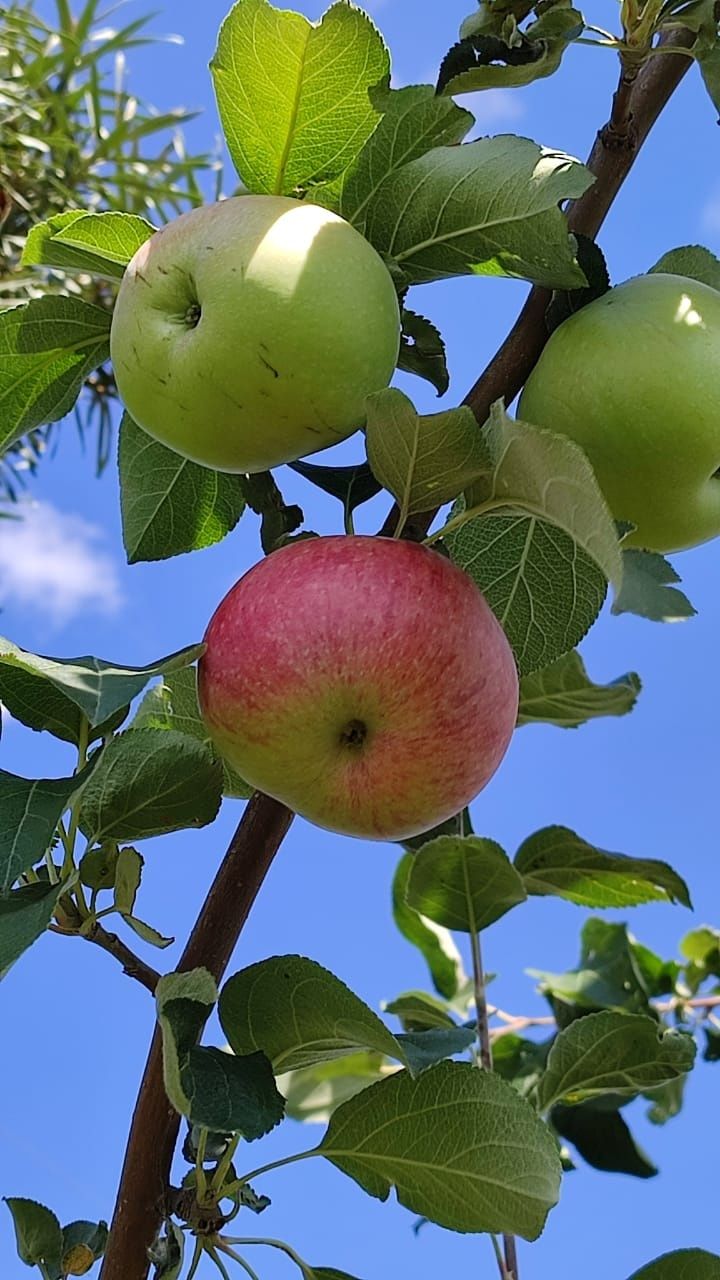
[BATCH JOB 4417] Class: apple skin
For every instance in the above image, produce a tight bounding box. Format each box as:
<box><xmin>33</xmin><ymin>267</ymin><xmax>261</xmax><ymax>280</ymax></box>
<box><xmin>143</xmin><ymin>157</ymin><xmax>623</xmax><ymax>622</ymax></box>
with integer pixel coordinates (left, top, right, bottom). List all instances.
<box><xmin>197</xmin><ymin>536</ymin><xmax>519</xmax><ymax>841</ymax></box>
<box><xmin>517</xmin><ymin>273</ymin><xmax>720</xmax><ymax>553</ymax></box>
<box><xmin>110</xmin><ymin>196</ymin><xmax>401</xmax><ymax>473</ymax></box>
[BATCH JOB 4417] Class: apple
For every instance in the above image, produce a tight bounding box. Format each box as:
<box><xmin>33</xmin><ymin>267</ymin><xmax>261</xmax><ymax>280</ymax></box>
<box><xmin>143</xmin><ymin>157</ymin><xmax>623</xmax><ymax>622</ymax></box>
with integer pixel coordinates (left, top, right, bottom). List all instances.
<box><xmin>198</xmin><ymin>536</ymin><xmax>519</xmax><ymax>841</ymax></box>
<box><xmin>110</xmin><ymin>196</ymin><xmax>401</xmax><ymax>473</ymax></box>
<box><xmin>517</xmin><ymin>272</ymin><xmax>720</xmax><ymax>553</ymax></box>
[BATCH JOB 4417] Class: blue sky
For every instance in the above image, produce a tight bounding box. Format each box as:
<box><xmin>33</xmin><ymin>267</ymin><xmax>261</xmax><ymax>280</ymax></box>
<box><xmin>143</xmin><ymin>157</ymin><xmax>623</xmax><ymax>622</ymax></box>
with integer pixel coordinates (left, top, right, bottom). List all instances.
<box><xmin>2</xmin><ymin>1</ymin><xmax>720</xmax><ymax>1277</ymax></box>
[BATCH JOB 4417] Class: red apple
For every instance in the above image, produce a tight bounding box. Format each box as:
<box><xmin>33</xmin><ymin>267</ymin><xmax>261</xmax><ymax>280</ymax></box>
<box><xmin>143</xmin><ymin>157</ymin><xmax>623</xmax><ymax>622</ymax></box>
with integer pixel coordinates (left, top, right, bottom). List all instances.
<box><xmin>198</xmin><ymin>536</ymin><xmax>518</xmax><ymax>840</ymax></box>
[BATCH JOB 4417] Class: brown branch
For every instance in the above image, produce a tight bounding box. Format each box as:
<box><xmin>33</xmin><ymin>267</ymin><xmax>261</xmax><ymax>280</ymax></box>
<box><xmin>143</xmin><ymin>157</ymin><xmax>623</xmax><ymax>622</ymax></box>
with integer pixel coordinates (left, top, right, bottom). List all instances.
<box><xmin>99</xmin><ymin>792</ymin><xmax>293</xmax><ymax>1280</ymax></box>
<box><xmin>99</xmin><ymin>32</ymin><xmax>698</xmax><ymax>1280</ymax></box>
<box><xmin>84</xmin><ymin>923</ymin><xmax>161</xmax><ymax>994</ymax></box>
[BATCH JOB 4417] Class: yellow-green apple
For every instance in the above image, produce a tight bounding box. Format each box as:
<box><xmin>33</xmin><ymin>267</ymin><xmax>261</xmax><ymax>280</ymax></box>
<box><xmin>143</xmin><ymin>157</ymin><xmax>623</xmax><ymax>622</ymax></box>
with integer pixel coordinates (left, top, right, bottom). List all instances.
<box><xmin>110</xmin><ymin>195</ymin><xmax>401</xmax><ymax>473</ymax></box>
<box><xmin>198</xmin><ymin>535</ymin><xmax>519</xmax><ymax>840</ymax></box>
<box><xmin>517</xmin><ymin>272</ymin><xmax>720</xmax><ymax>553</ymax></box>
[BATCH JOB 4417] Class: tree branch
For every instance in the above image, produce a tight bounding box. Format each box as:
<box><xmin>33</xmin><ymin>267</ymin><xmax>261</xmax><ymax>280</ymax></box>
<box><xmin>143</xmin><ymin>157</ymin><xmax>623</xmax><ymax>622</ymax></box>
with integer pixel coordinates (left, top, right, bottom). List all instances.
<box><xmin>99</xmin><ymin>793</ymin><xmax>293</xmax><ymax>1280</ymax></box>
<box><xmin>99</xmin><ymin>31</ymin><xmax>697</xmax><ymax>1280</ymax></box>
<box><xmin>83</xmin><ymin>923</ymin><xmax>161</xmax><ymax>994</ymax></box>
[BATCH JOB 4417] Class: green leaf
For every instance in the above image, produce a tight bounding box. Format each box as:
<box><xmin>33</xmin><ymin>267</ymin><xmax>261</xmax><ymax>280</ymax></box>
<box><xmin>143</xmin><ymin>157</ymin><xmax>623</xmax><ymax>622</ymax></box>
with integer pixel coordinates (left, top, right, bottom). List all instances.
<box><xmin>318</xmin><ymin>1061</ymin><xmax>561</xmax><ymax>1239</ymax></box>
<box><xmin>627</xmin><ymin>1252</ymin><xmax>720</xmax><ymax>1280</ymax></box>
<box><xmin>22</xmin><ymin>210</ymin><xmax>154</xmax><ymax>279</ymax></box>
<box><xmin>0</xmin><ymin>296</ymin><xmax>110</xmax><ymax>454</ymax></box>
<box><xmin>366</xmin><ymin>389</ymin><xmax>491</xmax><ymax>526</ymax></box>
<box><xmin>61</xmin><ymin>1220</ymin><xmax>108</xmax><ymax>1275</ymax></box>
<box><xmin>395</xmin><ymin>1026</ymin><xmax>475</xmax><ymax>1072</ymax></box>
<box><xmin>459</xmin><ymin>401</ymin><xmax>623</xmax><ymax>595</ymax></box>
<box><xmin>383</xmin><ymin>990</ymin><xmax>457</xmax><ymax>1031</ymax></box>
<box><xmin>698</xmin><ymin>42</ymin><xmax>720</xmax><ymax>119</ymax></box>
<box><xmin>78</xmin><ymin>730</ymin><xmax>222</xmax><ymax>842</ymax></box>
<box><xmin>550</xmin><ymin>1099</ymin><xmax>657</xmax><ymax>1178</ymax></box>
<box><xmin>397</xmin><ymin>309</ymin><xmax>449</xmax><ymax>396</ymax></box>
<box><xmin>219</xmin><ymin>955</ymin><xmax>409</xmax><ymax>1073</ymax></box>
<box><xmin>278</xmin><ymin>1052</ymin><xmax>390</xmax><ymax>1124</ymax></box>
<box><xmin>517</xmin><ymin>650</ymin><xmax>641</xmax><ymax>728</ymax></box>
<box><xmin>491</xmin><ymin>1034</ymin><xmax>550</xmax><ymax>1100</ymax></box>
<box><xmin>239</xmin><ymin>471</ymin><xmax>304</xmax><ymax>555</ymax></box>
<box><xmin>113</xmin><ymin>846</ymin><xmax>143</xmax><ymax>915</ymax></box>
<box><xmin>315</xmin><ymin>84</ymin><xmax>473</xmax><ymax>233</ymax></box>
<box><xmin>181</xmin><ymin>1046</ymin><xmax>285</xmax><ymax>1138</ymax></box>
<box><xmin>391</xmin><ymin>853</ymin><xmax>465</xmax><ymax>1000</ymax></box>
<box><xmin>312</xmin><ymin>1271</ymin><xmax>363</xmax><ymax>1280</ymax></box>
<box><xmin>644</xmin><ymin>1074</ymin><xmax>686</xmax><ymax>1125</ymax></box>
<box><xmin>156</xmin><ymin>968</ymin><xmax>218</xmax><ymax>1115</ymax></box>
<box><xmin>131</xmin><ymin>667</ymin><xmax>252</xmax><ymax>799</ymax></box>
<box><xmin>515</xmin><ymin>826</ymin><xmax>692</xmax><ymax>909</ymax></box>
<box><xmin>118</xmin><ymin>415</ymin><xmax>247</xmax><ymax>563</ymax></box>
<box><xmin>406</xmin><ymin>834</ymin><xmax>527</xmax><ymax>933</ymax></box>
<box><xmin>211</xmin><ymin>0</ymin><xmax>389</xmax><ymax>196</ymax></box>
<box><xmin>0</xmin><ymin>763</ymin><xmax>95</xmax><ymax>893</ymax></box>
<box><xmin>363</xmin><ymin>136</ymin><xmax>591</xmax><ymax>290</ymax></box>
<box><xmin>79</xmin><ymin>844</ymin><xmax>119</xmax><ymax>892</ymax></box>
<box><xmin>529</xmin><ymin>919</ymin><xmax>652</xmax><ymax>1015</ymax></box>
<box><xmin>148</xmin><ymin>1220</ymin><xmax>185</xmax><ymax>1280</ymax></box>
<box><xmin>0</xmin><ymin>879</ymin><xmax>71</xmax><ymax>977</ymax></box>
<box><xmin>288</xmin><ymin>459</ymin><xmax>381</xmax><ymax>524</ymax></box>
<box><xmin>122</xmin><ymin>915</ymin><xmax>174</xmax><ymax>949</ymax></box>
<box><xmin>5</xmin><ymin>1198</ymin><xmax>63</xmax><ymax>1271</ymax></box>
<box><xmin>446</xmin><ymin>508</ymin><xmax>607</xmax><ymax>675</ymax></box>
<box><xmin>649</xmin><ymin>244</ymin><xmax>720</xmax><ymax>289</ymax></box>
<box><xmin>0</xmin><ymin>637</ymin><xmax>204</xmax><ymax>733</ymax></box>
<box><xmin>538</xmin><ymin>1011</ymin><xmax>696</xmax><ymax>1110</ymax></box>
<box><xmin>545</xmin><ymin>233</ymin><xmax>612</xmax><ymax>335</ymax></box>
<box><xmin>611</xmin><ymin>550</ymin><xmax>695</xmax><ymax>622</ymax></box>
<box><xmin>437</xmin><ymin>11</ymin><xmax>583</xmax><ymax>95</ymax></box>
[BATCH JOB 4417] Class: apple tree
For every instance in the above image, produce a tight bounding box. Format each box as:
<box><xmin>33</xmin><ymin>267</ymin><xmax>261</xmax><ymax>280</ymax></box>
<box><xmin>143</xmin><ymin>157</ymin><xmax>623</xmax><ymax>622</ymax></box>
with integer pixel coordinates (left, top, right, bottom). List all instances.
<box><xmin>2</xmin><ymin>1</ymin><xmax>720</xmax><ymax>1279</ymax></box>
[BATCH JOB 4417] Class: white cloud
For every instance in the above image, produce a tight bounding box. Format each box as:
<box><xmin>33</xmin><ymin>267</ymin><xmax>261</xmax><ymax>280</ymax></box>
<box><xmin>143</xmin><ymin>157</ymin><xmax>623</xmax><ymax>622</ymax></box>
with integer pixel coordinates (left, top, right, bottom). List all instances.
<box><xmin>469</xmin><ymin>89</ymin><xmax>526</xmax><ymax>128</ymax></box>
<box><xmin>0</xmin><ymin>501</ymin><xmax>123</xmax><ymax>627</ymax></box>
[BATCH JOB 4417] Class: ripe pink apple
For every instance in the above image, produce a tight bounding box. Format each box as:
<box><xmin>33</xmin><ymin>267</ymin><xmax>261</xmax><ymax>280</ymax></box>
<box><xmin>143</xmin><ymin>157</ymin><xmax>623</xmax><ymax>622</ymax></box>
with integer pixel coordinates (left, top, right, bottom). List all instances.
<box><xmin>198</xmin><ymin>536</ymin><xmax>519</xmax><ymax>840</ymax></box>
<box><xmin>110</xmin><ymin>195</ymin><xmax>401</xmax><ymax>473</ymax></box>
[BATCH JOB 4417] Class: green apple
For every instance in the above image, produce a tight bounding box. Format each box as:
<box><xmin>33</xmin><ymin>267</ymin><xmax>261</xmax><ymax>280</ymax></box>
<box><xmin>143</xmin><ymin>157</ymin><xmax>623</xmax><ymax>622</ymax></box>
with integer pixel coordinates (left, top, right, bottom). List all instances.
<box><xmin>110</xmin><ymin>195</ymin><xmax>401</xmax><ymax>473</ymax></box>
<box><xmin>198</xmin><ymin>536</ymin><xmax>519</xmax><ymax>841</ymax></box>
<box><xmin>517</xmin><ymin>272</ymin><xmax>720</xmax><ymax>553</ymax></box>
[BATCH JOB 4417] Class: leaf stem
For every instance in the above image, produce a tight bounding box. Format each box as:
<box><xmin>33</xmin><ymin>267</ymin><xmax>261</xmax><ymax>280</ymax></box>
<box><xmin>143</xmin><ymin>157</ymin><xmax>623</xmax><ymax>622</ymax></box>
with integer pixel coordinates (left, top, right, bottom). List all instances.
<box><xmin>218</xmin><ymin>1245</ymin><xmax>262</xmax><ymax>1280</ymax></box>
<box><xmin>211</xmin><ymin>1133</ymin><xmax>242</xmax><ymax>1195</ymax></box>
<box><xmin>227</xmin><ymin>1147</ymin><xmax>316</xmax><ymax>1194</ymax></box>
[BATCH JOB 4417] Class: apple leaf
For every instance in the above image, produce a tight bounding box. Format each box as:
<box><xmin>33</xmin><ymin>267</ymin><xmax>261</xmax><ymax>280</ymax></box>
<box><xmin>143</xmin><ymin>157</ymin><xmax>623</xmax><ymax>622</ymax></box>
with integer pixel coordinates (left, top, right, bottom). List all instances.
<box><xmin>437</xmin><ymin>9</ymin><xmax>583</xmax><ymax>96</ymax></box>
<box><xmin>515</xmin><ymin>826</ymin><xmax>692</xmax><ymax>909</ymax></box>
<box><xmin>445</xmin><ymin>509</ymin><xmax>607</xmax><ymax>675</ymax></box>
<box><xmin>406</xmin><ymin>834</ymin><xmax>527</xmax><ymax>933</ymax></box>
<box><xmin>78</xmin><ymin>730</ymin><xmax>222</xmax><ymax>842</ymax></box>
<box><xmin>318</xmin><ymin>1061</ymin><xmax>561</xmax><ymax>1238</ymax></box>
<box><xmin>517</xmin><ymin>650</ymin><xmax>641</xmax><ymax>728</ymax></box>
<box><xmin>397</xmin><ymin>309</ymin><xmax>450</xmax><ymax>396</ymax></box>
<box><xmin>366</xmin><ymin>389</ymin><xmax>491</xmax><ymax>526</ymax></box>
<box><xmin>211</xmin><ymin>0</ymin><xmax>389</xmax><ymax>196</ymax></box>
<box><xmin>648</xmin><ymin>244</ymin><xmax>720</xmax><ymax>290</ymax></box>
<box><xmin>148</xmin><ymin>1220</ymin><xmax>185</xmax><ymax>1280</ymax></box>
<box><xmin>60</xmin><ymin>1219</ymin><xmax>108</xmax><ymax>1276</ymax></box>
<box><xmin>314</xmin><ymin>84</ymin><xmax>473</xmax><ymax>233</ymax></box>
<box><xmin>644</xmin><ymin>1074</ymin><xmax>686</xmax><ymax>1125</ymax></box>
<box><xmin>383</xmin><ymin>990</ymin><xmax>458</xmax><ymax>1031</ymax></box>
<box><xmin>312</xmin><ymin>1271</ymin><xmax>363</xmax><ymax>1280</ymax></box>
<box><xmin>0</xmin><ymin>296</ymin><xmax>110</xmax><ymax>455</ymax></box>
<box><xmin>219</xmin><ymin>955</ymin><xmax>410</xmax><ymax>1073</ymax></box>
<box><xmin>550</xmin><ymin>1099</ymin><xmax>658</xmax><ymax>1178</ymax></box>
<box><xmin>156</xmin><ymin>968</ymin><xmax>218</xmax><ymax>1115</ymax></box>
<box><xmin>529</xmin><ymin>919</ymin><xmax>653</xmax><ymax>1016</ymax></box>
<box><xmin>0</xmin><ymin>637</ymin><xmax>204</xmax><ymax>735</ymax></box>
<box><xmin>0</xmin><ymin>762</ymin><xmax>96</xmax><ymax>893</ymax></box>
<box><xmin>611</xmin><ymin>549</ymin><xmax>696</xmax><ymax>622</ymax></box>
<box><xmin>627</xmin><ymin>1251</ymin><xmax>720</xmax><ymax>1280</ymax></box>
<box><xmin>22</xmin><ymin>210</ymin><xmax>155</xmax><ymax>279</ymax></box>
<box><xmin>391</xmin><ymin>853</ymin><xmax>466</xmax><ymax>1000</ymax></box>
<box><xmin>181</xmin><ymin>1046</ymin><xmax>285</xmax><ymax>1137</ymax></box>
<box><xmin>119</xmin><ymin>415</ymin><xmax>247</xmax><ymax>563</ymax></box>
<box><xmin>5</xmin><ymin>1198</ymin><xmax>63</xmax><ymax>1272</ymax></box>
<box><xmin>538</xmin><ymin>1011</ymin><xmax>696</xmax><ymax>1111</ymax></box>
<box><xmin>395</xmin><ymin>1025</ymin><xmax>476</xmax><ymax>1072</ymax></box>
<box><xmin>132</xmin><ymin>666</ymin><xmax>253</xmax><ymax>799</ymax></box>
<box><xmin>0</xmin><ymin>878</ymin><xmax>71</xmax><ymax>978</ymax></box>
<box><xmin>112</xmin><ymin>846</ymin><xmax>143</xmax><ymax>915</ymax></box>
<box><xmin>363</xmin><ymin>136</ymin><xmax>591</xmax><ymax>289</ymax></box>
<box><xmin>278</xmin><ymin>1052</ymin><xmax>391</xmax><ymax>1124</ymax></box>
<box><xmin>288</xmin><ymin>460</ymin><xmax>381</xmax><ymax>530</ymax></box>
<box><xmin>239</xmin><ymin>471</ymin><xmax>304</xmax><ymax>555</ymax></box>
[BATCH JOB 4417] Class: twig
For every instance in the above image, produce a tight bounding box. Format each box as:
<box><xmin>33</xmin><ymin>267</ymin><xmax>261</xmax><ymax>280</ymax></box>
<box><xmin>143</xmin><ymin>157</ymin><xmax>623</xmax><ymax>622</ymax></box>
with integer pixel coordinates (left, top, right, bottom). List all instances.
<box><xmin>83</xmin><ymin>922</ymin><xmax>161</xmax><ymax>994</ymax></box>
<box><xmin>99</xmin><ymin>793</ymin><xmax>293</xmax><ymax>1280</ymax></box>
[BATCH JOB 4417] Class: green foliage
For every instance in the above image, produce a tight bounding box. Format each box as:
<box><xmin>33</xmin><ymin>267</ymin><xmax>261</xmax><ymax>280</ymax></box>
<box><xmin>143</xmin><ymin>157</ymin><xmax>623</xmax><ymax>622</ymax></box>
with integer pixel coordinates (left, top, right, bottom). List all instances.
<box><xmin>397</xmin><ymin>310</ymin><xmax>450</xmax><ymax>395</ymax></box>
<box><xmin>219</xmin><ymin>955</ymin><xmax>411</xmax><ymax>1072</ymax></box>
<box><xmin>211</xmin><ymin>0</ymin><xmax>389</xmax><ymax>196</ymax></box>
<box><xmin>612</xmin><ymin>550</ymin><xmax>696</xmax><ymax>622</ymax></box>
<box><xmin>391</xmin><ymin>853</ymin><xmax>467</xmax><ymax>999</ymax></box>
<box><xmin>441</xmin><ymin>7</ymin><xmax>584</xmax><ymax>95</ymax></box>
<box><xmin>118</xmin><ymin>414</ymin><xmax>247</xmax><ymax>564</ymax></box>
<box><xmin>0</xmin><ymin>763</ymin><xmax>95</xmax><ymax>892</ymax></box>
<box><xmin>628</xmin><ymin>1251</ymin><xmax>720</xmax><ymax>1279</ymax></box>
<box><xmin>551</xmin><ymin>1099</ymin><xmax>658</xmax><ymax>1178</ymax></box>
<box><xmin>22</xmin><ymin>211</ymin><xmax>155</xmax><ymax>279</ymax></box>
<box><xmin>515</xmin><ymin>826</ymin><xmax>692</xmax><ymax>908</ymax></box>
<box><xmin>406</xmin><ymin>834</ymin><xmax>527</xmax><ymax>932</ymax></box>
<box><xmin>649</xmin><ymin>244</ymin><xmax>720</xmax><ymax>288</ymax></box>
<box><xmin>517</xmin><ymin>650</ymin><xmax>641</xmax><ymax>728</ymax></box>
<box><xmin>318</xmin><ymin>1061</ymin><xmax>561</xmax><ymax>1238</ymax></box>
